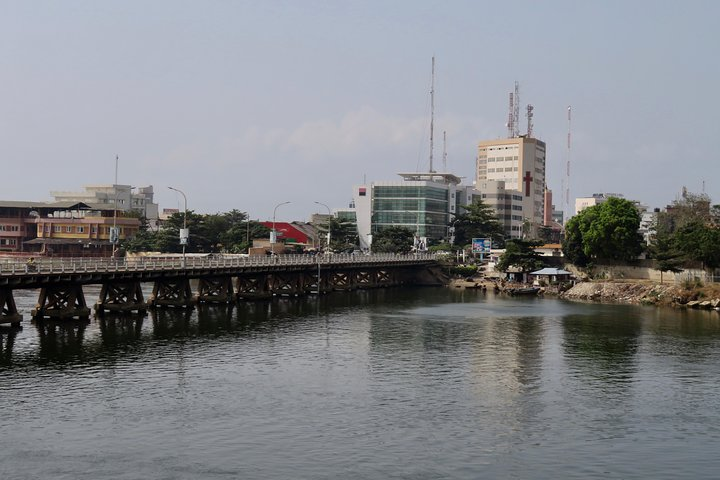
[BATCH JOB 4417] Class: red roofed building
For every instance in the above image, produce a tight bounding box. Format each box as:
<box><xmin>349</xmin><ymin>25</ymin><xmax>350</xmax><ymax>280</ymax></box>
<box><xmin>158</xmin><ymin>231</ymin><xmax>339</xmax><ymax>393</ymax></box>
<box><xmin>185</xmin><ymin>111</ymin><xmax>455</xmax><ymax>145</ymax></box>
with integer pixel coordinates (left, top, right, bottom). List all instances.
<box><xmin>260</xmin><ymin>222</ymin><xmax>316</xmax><ymax>247</ymax></box>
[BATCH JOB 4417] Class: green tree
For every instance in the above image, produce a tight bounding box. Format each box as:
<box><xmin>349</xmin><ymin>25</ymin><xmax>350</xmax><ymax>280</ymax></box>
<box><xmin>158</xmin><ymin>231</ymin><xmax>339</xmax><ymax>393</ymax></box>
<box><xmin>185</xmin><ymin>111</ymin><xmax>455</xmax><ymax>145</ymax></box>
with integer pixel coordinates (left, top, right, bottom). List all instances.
<box><xmin>325</xmin><ymin>218</ymin><xmax>359</xmax><ymax>253</ymax></box>
<box><xmin>495</xmin><ymin>239</ymin><xmax>545</xmax><ymax>274</ymax></box>
<box><xmin>674</xmin><ymin>221</ymin><xmax>720</xmax><ymax>269</ymax></box>
<box><xmin>649</xmin><ymin>231</ymin><xmax>683</xmax><ymax>284</ymax></box>
<box><xmin>372</xmin><ymin>226</ymin><xmax>415</xmax><ymax>254</ymax></box>
<box><xmin>451</xmin><ymin>199</ymin><xmax>505</xmax><ymax>247</ymax></box>
<box><xmin>562</xmin><ymin>197</ymin><xmax>643</xmax><ymax>266</ymax></box>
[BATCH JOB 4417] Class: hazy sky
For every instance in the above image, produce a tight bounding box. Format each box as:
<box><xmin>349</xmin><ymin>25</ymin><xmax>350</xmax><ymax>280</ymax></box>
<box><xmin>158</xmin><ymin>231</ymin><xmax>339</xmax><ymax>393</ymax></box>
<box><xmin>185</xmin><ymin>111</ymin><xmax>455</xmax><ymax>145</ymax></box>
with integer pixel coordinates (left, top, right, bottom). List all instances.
<box><xmin>2</xmin><ymin>0</ymin><xmax>718</xmax><ymax>221</ymax></box>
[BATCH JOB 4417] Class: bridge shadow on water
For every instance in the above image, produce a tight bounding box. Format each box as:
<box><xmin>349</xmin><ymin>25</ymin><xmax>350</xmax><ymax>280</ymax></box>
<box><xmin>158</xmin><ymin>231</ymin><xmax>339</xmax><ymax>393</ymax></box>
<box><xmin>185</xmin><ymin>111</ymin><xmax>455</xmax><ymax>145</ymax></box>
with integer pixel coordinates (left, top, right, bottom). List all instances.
<box><xmin>0</xmin><ymin>287</ymin><xmax>427</xmax><ymax>369</ymax></box>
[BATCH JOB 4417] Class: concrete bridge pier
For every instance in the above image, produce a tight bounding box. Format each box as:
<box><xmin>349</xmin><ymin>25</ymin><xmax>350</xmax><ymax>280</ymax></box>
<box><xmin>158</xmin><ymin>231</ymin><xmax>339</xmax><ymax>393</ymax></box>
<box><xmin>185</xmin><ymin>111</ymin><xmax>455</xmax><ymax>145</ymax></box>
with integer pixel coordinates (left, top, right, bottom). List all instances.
<box><xmin>31</xmin><ymin>284</ymin><xmax>91</xmax><ymax>320</ymax></box>
<box><xmin>95</xmin><ymin>281</ymin><xmax>148</xmax><ymax>314</ymax></box>
<box><xmin>196</xmin><ymin>276</ymin><xmax>235</xmax><ymax>304</ymax></box>
<box><xmin>149</xmin><ymin>278</ymin><xmax>195</xmax><ymax>308</ymax></box>
<box><xmin>0</xmin><ymin>287</ymin><xmax>22</xmax><ymax>324</ymax></box>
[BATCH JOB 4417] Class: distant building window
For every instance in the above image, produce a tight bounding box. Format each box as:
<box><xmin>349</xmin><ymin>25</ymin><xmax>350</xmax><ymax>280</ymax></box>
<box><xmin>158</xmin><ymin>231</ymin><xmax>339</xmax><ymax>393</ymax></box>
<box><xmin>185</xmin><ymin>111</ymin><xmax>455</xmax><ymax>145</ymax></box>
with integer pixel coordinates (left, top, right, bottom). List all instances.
<box><xmin>359</xmin><ymin>187</ymin><xmax>366</xmax><ymax>196</ymax></box>
<box><xmin>66</xmin><ymin>226</ymin><xmax>73</xmax><ymax>233</ymax></box>
<box><xmin>54</xmin><ymin>226</ymin><xmax>61</xmax><ymax>233</ymax></box>
<box><xmin>91</xmin><ymin>226</ymin><xmax>98</xmax><ymax>233</ymax></box>
<box><xmin>77</xmin><ymin>226</ymin><xmax>85</xmax><ymax>233</ymax></box>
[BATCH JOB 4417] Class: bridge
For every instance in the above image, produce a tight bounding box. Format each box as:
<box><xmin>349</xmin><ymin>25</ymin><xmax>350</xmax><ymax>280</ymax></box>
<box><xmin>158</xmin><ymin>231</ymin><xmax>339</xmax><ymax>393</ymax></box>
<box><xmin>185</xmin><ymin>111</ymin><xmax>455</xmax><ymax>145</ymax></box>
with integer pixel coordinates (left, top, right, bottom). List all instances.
<box><xmin>0</xmin><ymin>253</ymin><xmax>441</xmax><ymax>323</ymax></box>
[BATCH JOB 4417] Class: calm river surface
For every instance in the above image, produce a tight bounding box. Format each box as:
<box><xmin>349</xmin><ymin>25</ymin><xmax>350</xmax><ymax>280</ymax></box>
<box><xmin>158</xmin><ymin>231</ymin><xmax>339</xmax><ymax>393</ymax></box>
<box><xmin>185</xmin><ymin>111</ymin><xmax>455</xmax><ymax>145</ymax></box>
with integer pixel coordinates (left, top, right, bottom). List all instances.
<box><xmin>2</xmin><ymin>286</ymin><xmax>720</xmax><ymax>479</ymax></box>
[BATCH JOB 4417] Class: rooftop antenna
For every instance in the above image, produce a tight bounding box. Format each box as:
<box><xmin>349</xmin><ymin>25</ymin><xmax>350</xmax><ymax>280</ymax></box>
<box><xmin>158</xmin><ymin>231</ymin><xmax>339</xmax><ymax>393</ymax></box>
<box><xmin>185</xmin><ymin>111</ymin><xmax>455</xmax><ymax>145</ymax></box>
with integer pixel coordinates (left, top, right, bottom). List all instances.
<box><xmin>507</xmin><ymin>91</ymin><xmax>514</xmax><ymax>138</ymax></box>
<box><xmin>526</xmin><ymin>104</ymin><xmax>534</xmax><ymax>138</ymax></box>
<box><xmin>513</xmin><ymin>81</ymin><xmax>520</xmax><ymax>138</ymax></box>
<box><xmin>429</xmin><ymin>56</ymin><xmax>435</xmax><ymax>173</ymax></box>
<box><xmin>565</xmin><ymin>105</ymin><xmax>572</xmax><ymax>215</ymax></box>
<box><xmin>442</xmin><ymin>130</ymin><xmax>448</xmax><ymax>172</ymax></box>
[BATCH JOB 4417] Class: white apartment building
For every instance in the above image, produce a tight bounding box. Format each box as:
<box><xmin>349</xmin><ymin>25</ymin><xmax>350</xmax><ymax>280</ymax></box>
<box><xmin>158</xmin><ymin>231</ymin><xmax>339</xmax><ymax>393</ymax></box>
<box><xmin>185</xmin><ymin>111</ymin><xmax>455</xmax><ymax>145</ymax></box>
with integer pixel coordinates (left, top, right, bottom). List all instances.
<box><xmin>574</xmin><ymin>193</ymin><xmax>624</xmax><ymax>215</ymax></box>
<box><xmin>474</xmin><ymin>180</ymin><xmax>526</xmax><ymax>239</ymax></box>
<box><xmin>476</xmin><ymin>136</ymin><xmax>546</xmax><ymax>237</ymax></box>
<box><xmin>51</xmin><ymin>185</ymin><xmax>160</xmax><ymax>225</ymax></box>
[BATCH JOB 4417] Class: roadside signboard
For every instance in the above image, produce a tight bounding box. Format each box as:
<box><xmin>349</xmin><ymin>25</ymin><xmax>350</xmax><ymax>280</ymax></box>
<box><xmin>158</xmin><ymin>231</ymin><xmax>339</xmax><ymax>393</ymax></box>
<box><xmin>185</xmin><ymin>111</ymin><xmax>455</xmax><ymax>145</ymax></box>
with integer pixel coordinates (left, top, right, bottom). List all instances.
<box><xmin>471</xmin><ymin>238</ymin><xmax>492</xmax><ymax>254</ymax></box>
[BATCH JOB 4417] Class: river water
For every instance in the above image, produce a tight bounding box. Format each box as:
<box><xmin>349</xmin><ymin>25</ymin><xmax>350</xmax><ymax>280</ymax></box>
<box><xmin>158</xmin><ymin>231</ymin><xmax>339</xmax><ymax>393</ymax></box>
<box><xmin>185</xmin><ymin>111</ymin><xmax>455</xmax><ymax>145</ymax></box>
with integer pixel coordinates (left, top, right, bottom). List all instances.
<box><xmin>2</xmin><ymin>286</ymin><xmax>720</xmax><ymax>479</ymax></box>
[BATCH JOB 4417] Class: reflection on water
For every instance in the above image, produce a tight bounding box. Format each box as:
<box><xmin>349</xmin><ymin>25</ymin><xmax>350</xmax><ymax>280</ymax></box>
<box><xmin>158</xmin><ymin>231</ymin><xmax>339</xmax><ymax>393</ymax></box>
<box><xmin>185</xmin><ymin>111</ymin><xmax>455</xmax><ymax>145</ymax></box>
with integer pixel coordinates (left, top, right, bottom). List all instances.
<box><xmin>35</xmin><ymin>319</ymin><xmax>90</xmax><ymax>364</ymax></box>
<box><xmin>2</xmin><ymin>288</ymin><xmax>720</xmax><ymax>479</ymax></box>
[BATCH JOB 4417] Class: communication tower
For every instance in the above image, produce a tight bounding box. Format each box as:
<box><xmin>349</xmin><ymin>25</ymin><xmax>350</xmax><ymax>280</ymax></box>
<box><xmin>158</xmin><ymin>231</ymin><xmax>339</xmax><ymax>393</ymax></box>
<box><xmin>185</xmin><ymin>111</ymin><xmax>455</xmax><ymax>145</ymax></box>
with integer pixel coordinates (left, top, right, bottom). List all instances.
<box><xmin>565</xmin><ymin>105</ymin><xmax>572</xmax><ymax>215</ymax></box>
<box><xmin>526</xmin><ymin>104</ymin><xmax>534</xmax><ymax>138</ymax></box>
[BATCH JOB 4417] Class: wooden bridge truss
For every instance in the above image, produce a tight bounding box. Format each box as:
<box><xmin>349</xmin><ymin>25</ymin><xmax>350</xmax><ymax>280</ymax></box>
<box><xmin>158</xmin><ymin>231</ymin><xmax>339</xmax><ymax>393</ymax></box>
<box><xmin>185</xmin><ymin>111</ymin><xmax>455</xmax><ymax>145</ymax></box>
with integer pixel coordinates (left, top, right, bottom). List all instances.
<box><xmin>0</xmin><ymin>256</ymin><xmax>438</xmax><ymax>323</ymax></box>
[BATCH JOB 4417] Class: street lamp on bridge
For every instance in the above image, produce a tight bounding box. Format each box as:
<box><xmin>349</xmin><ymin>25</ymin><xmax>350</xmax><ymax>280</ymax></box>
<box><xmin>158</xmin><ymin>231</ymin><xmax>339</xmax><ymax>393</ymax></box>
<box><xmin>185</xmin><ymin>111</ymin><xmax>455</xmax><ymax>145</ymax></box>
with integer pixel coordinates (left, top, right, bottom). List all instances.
<box><xmin>168</xmin><ymin>186</ymin><xmax>188</xmax><ymax>266</ymax></box>
<box><xmin>271</xmin><ymin>201</ymin><xmax>291</xmax><ymax>256</ymax></box>
<box><xmin>314</xmin><ymin>201</ymin><xmax>332</xmax><ymax>253</ymax></box>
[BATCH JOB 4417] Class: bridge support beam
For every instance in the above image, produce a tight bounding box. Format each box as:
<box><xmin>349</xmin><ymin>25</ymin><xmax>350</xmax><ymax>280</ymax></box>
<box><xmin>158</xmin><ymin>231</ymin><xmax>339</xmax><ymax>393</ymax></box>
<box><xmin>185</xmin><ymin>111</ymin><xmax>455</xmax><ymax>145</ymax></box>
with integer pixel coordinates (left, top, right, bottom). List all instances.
<box><xmin>31</xmin><ymin>284</ymin><xmax>91</xmax><ymax>320</ymax></box>
<box><xmin>269</xmin><ymin>272</ymin><xmax>304</xmax><ymax>297</ymax></box>
<box><xmin>196</xmin><ymin>276</ymin><xmax>235</xmax><ymax>304</ymax></box>
<box><xmin>95</xmin><ymin>281</ymin><xmax>148</xmax><ymax>314</ymax></box>
<box><xmin>236</xmin><ymin>275</ymin><xmax>272</xmax><ymax>300</ymax></box>
<box><xmin>377</xmin><ymin>269</ymin><xmax>400</xmax><ymax>287</ymax></box>
<box><xmin>0</xmin><ymin>288</ymin><xmax>22</xmax><ymax>324</ymax></box>
<box><xmin>355</xmin><ymin>270</ymin><xmax>378</xmax><ymax>289</ymax></box>
<box><xmin>149</xmin><ymin>278</ymin><xmax>195</xmax><ymax>308</ymax></box>
<box><xmin>329</xmin><ymin>270</ymin><xmax>356</xmax><ymax>291</ymax></box>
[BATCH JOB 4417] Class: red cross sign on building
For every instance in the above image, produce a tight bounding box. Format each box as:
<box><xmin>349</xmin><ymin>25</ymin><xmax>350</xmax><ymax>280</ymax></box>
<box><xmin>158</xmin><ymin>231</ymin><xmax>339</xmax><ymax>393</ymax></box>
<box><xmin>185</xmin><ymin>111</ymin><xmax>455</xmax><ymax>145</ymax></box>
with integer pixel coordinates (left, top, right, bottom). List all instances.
<box><xmin>523</xmin><ymin>171</ymin><xmax>533</xmax><ymax>197</ymax></box>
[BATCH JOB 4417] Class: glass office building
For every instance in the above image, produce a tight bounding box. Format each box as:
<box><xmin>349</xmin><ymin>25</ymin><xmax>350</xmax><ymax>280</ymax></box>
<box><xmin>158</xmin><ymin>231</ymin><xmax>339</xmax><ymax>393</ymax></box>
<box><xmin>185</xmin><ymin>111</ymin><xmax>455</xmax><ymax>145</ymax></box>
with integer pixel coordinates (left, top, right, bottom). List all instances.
<box><xmin>351</xmin><ymin>173</ymin><xmax>479</xmax><ymax>251</ymax></box>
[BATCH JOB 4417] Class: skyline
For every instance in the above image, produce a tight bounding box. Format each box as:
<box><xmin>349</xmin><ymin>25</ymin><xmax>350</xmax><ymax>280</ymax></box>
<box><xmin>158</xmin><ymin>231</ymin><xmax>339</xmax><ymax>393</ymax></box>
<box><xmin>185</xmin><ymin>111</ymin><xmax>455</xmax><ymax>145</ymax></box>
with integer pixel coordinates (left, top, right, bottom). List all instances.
<box><xmin>1</xmin><ymin>1</ymin><xmax>719</xmax><ymax>221</ymax></box>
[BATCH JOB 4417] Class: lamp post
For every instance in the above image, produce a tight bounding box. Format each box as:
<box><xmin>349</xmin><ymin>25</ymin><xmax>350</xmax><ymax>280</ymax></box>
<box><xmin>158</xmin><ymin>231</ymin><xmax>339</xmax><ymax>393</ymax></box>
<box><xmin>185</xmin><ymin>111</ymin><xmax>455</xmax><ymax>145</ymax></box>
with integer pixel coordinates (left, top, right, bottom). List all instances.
<box><xmin>244</xmin><ymin>211</ymin><xmax>250</xmax><ymax>253</ymax></box>
<box><xmin>168</xmin><ymin>186</ymin><xmax>188</xmax><ymax>267</ymax></box>
<box><xmin>271</xmin><ymin>201</ymin><xmax>291</xmax><ymax>256</ymax></box>
<box><xmin>111</xmin><ymin>155</ymin><xmax>119</xmax><ymax>258</ymax></box>
<box><xmin>314</xmin><ymin>201</ymin><xmax>332</xmax><ymax>253</ymax></box>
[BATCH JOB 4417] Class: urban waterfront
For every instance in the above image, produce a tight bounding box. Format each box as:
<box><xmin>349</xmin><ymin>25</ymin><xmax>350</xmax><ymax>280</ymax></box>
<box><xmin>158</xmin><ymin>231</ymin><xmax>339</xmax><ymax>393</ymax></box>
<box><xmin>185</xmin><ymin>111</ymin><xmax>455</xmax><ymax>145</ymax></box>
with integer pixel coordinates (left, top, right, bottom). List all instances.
<box><xmin>2</xmin><ymin>287</ymin><xmax>720</xmax><ymax>479</ymax></box>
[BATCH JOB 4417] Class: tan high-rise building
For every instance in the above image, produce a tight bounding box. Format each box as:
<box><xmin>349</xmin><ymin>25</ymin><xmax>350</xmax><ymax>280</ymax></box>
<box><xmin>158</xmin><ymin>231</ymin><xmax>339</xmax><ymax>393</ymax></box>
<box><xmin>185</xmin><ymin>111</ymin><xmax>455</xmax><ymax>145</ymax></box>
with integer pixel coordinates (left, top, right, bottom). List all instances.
<box><xmin>476</xmin><ymin>137</ymin><xmax>546</xmax><ymax>238</ymax></box>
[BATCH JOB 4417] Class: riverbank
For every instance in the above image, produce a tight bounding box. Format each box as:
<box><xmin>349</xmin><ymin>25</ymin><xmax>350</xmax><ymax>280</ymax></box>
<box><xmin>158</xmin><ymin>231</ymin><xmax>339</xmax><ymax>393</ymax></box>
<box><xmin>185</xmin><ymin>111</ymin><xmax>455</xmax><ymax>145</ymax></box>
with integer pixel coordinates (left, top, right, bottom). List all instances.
<box><xmin>449</xmin><ymin>276</ymin><xmax>720</xmax><ymax>309</ymax></box>
<box><xmin>560</xmin><ymin>280</ymin><xmax>720</xmax><ymax>309</ymax></box>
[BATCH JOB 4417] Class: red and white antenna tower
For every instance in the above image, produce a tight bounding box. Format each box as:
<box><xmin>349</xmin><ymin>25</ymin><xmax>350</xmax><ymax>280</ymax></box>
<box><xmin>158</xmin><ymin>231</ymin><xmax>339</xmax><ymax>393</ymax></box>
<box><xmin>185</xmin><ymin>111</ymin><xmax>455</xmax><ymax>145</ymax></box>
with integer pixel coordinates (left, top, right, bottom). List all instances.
<box><xmin>429</xmin><ymin>56</ymin><xmax>435</xmax><ymax>173</ymax></box>
<box><xmin>565</xmin><ymin>105</ymin><xmax>572</xmax><ymax>214</ymax></box>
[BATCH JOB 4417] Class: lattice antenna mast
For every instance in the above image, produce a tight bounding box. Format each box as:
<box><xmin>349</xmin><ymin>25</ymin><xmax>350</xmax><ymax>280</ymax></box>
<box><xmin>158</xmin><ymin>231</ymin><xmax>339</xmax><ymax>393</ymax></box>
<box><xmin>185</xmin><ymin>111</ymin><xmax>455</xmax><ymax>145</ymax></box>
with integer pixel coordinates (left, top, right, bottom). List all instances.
<box><xmin>526</xmin><ymin>104</ymin><xmax>534</xmax><ymax>138</ymax></box>
<box><xmin>442</xmin><ymin>131</ymin><xmax>447</xmax><ymax>172</ymax></box>
<box><xmin>429</xmin><ymin>56</ymin><xmax>435</xmax><ymax>173</ymax></box>
<box><xmin>513</xmin><ymin>81</ymin><xmax>520</xmax><ymax>138</ymax></box>
<box><xmin>507</xmin><ymin>91</ymin><xmax>514</xmax><ymax>138</ymax></box>
<box><xmin>566</xmin><ymin>105</ymin><xmax>572</xmax><ymax>213</ymax></box>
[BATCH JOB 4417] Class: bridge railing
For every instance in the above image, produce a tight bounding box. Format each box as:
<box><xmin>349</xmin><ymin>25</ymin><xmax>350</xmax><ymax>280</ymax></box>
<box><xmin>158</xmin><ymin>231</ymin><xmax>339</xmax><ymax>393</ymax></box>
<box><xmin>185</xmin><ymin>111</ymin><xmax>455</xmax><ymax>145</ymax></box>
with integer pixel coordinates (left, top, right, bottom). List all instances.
<box><xmin>0</xmin><ymin>253</ymin><xmax>436</xmax><ymax>276</ymax></box>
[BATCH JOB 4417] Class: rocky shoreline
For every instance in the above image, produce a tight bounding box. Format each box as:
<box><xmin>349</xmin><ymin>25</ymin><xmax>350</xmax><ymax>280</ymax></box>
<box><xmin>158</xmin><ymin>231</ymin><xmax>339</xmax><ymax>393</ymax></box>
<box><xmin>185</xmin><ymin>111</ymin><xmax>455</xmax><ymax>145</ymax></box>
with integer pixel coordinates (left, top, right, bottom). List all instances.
<box><xmin>560</xmin><ymin>281</ymin><xmax>720</xmax><ymax>309</ymax></box>
<box><xmin>449</xmin><ymin>277</ymin><xmax>720</xmax><ymax>310</ymax></box>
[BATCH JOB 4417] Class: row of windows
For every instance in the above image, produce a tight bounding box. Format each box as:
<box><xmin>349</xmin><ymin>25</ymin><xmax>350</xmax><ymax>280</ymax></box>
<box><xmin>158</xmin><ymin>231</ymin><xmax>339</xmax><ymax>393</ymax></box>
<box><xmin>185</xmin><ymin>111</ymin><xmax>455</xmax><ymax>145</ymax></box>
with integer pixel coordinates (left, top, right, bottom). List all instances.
<box><xmin>480</xmin><ymin>146</ymin><xmax>518</xmax><ymax>152</ymax></box>
<box><xmin>373</xmin><ymin>186</ymin><xmax>449</xmax><ymax>201</ymax></box>
<box><xmin>477</xmin><ymin>158</ymin><xmax>520</xmax><ymax>165</ymax></box>
<box><xmin>487</xmin><ymin>167</ymin><xmax>519</xmax><ymax>173</ymax></box>
<box><xmin>41</xmin><ymin>225</ymin><xmax>131</xmax><ymax>235</ymax></box>
<box><xmin>374</xmin><ymin>212</ymin><xmax>448</xmax><ymax>225</ymax></box>
<box><xmin>0</xmin><ymin>238</ymin><xmax>17</xmax><ymax>245</ymax></box>
<box><xmin>373</xmin><ymin>198</ymin><xmax>448</xmax><ymax>213</ymax></box>
<box><xmin>0</xmin><ymin>225</ymin><xmax>21</xmax><ymax>232</ymax></box>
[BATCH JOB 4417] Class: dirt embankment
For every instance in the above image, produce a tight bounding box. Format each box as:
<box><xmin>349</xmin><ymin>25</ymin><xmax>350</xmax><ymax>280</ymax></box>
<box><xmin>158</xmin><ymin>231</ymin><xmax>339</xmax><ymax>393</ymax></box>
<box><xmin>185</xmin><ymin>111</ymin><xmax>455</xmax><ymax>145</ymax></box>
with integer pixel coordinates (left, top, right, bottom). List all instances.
<box><xmin>561</xmin><ymin>281</ymin><xmax>720</xmax><ymax>308</ymax></box>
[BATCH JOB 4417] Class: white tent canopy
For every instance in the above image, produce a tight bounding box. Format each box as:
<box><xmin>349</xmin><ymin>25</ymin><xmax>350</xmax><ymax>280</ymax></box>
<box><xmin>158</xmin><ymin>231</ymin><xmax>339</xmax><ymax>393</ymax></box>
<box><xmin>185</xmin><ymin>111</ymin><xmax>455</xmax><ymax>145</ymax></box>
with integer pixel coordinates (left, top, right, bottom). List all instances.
<box><xmin>530</xmin><ymin>268</ymin><xmax>572</xmax><ymax>276</ymax></box>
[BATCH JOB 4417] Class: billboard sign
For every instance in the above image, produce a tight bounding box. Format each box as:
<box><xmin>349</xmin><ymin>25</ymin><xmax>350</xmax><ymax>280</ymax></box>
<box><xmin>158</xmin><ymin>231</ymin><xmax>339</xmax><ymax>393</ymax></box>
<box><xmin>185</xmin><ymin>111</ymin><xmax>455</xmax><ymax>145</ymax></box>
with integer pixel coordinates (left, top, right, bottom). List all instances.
<box><xmin>471</xmin><ymin>238</ymin><xmax>492</xmax><ymax>254</ymax></box>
